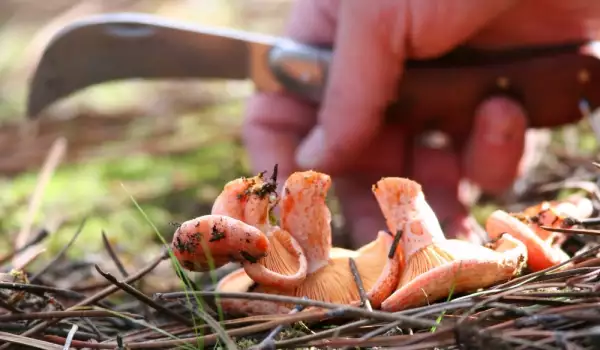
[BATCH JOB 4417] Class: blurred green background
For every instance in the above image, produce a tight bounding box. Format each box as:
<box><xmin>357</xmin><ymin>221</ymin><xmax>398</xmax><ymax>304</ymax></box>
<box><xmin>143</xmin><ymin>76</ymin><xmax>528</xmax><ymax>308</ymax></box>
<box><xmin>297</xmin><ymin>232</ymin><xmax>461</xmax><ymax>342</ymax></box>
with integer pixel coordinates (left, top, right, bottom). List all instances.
<box><xmin>1</xmin><ymin>0</ymin><xmax>599</xmax><ymax>291</ymax></box>
<box><xmin>0</xmin><ymin>1</ymin><xmax>294</xmax><ymax>275</ymax></box>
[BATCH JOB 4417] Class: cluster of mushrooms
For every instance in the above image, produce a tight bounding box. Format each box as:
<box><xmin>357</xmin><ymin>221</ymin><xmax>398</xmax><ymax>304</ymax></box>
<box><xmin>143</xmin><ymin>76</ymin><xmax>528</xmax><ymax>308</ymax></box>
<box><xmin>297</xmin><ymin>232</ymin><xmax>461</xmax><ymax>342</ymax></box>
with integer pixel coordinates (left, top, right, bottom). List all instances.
<box><xmin>170</xmin><ymin>167</ymin><xmax>593</xmax><ymax>316</ymax></box>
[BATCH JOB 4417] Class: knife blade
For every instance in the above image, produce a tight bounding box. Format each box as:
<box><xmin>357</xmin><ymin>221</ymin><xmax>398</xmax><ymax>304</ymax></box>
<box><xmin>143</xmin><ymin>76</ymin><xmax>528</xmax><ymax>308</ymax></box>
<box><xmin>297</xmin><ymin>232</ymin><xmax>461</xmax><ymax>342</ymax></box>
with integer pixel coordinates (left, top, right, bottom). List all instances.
<box><xmin>27</xmin><ymin>12</ymin><xmax>330</xmax><ymax>118</ymax></box>
<box><xmin>26</xmin><ymin>12</ymin><xmax>600</xmax><ymax>139</ymax></box>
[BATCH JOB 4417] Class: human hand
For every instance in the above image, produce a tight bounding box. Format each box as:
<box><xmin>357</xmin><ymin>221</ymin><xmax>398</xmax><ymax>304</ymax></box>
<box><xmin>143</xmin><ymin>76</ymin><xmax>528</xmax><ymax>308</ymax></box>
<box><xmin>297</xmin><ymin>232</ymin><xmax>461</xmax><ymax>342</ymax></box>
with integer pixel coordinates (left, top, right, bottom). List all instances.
<box><xmin>242</xmin><ymin>0</ymin><xmax>600</xmax><ymax>247</ymax></box>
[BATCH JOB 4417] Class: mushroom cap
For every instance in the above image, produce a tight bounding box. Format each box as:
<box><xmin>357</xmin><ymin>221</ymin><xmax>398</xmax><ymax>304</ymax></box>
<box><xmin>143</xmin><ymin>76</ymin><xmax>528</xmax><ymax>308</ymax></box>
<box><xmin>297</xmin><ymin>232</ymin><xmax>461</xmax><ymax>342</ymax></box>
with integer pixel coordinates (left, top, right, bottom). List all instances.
<box><xmin>519</xmin><ymin>197</ymin><xmax>594</xmax><ymax>247</ymax></box>
<box><xmin>171</xmin><ymin>215</ymin><xmax>270</xmax><ymax>272</ymax></box>
<box><xmin>535</xmin><ymin>196</ymin><xmax>594</xmax><ymax>220</ymax></box>
<box><xmin>487</xmin><ymin>209</ymin><xmax>570</xmax><ymax>272</ymax></box>
<box><xmin>520</xmin><ymin>201</ymin><xmax>567</xmax><ymax>244</ymax></box>
<box><xmin>372</xmin><ymin>176</ymin><xmax>423</xmax><ymax>235</ymax></box>
<box><xmin>372</xmin><ymin>177</ymin><xmax>446</xmax><ymax>258</ymax></box>
<box><xmin>211</xmin><ymin>172</ymin><xmax>277</xmax><ymax>227</ymax></box>
<box><xmin>216</xmin><ymin>268</ymin><xmax>293</xmax><ymax>315</ymax></box>
<box><xmin>209</xmin><ymin>171</ymin><xmax>307</xmax><ymax>288</ymax></box>
<box><xmin>355</xmin><ymin>230</ymin><xmax>405</xmax><ymax>304</ymax></box>
<box><xmin>280</xmin><ymin>170</ymin><xmax>333</xmax><ymax>273</ymax></box>
<box><xmin>215</xmin><ymin>230</ymin><xmax>403</xmax><ymax>316</ymax></box>
<box><xmin>211</xmin><ymin>170</ymin><xmax>331</xmax><ymax>290</ymax></box>
<box><xmin>242</xmin><ymin>226</ymin><xmax>308</xmax><ymax>289</ymax></box>
<box><xmin>381</xmin><ymin>234</ymin><xmax>527</xmax><ymax>311</ymax></box>
<box><xmin>562</xmin><ymin>196</ymin><xmax>594</xmax><ymax>219</ymax></box>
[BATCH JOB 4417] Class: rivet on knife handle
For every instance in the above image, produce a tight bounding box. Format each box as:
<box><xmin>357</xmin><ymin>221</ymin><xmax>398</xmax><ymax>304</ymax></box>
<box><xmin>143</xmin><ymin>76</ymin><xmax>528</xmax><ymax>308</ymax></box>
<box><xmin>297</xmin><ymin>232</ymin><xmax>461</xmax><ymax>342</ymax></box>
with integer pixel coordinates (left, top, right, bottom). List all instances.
<box><xmin>268</xmin><ymin>40</ymin><xmax>331</xmax><ymax>103</ymax></box>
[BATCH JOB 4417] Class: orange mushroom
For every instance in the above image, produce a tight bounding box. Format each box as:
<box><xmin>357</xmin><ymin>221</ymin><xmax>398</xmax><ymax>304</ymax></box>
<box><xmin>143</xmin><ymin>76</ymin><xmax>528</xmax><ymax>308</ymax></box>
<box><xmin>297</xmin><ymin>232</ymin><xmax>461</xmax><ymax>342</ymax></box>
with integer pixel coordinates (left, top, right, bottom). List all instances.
<box><xmin>211</xmin><ymin>169</ymin><xmax>279</xmax><ymax>228</ymax></box>
<box><xmin>484</xmin><ymin>196</ymin><xmax>594</xmax><ymax>272</ymax></box>
<box><xmin>514</xmin><ymin>196</ymin><xmax>594</xmax><ymax>246</ymax></box>
<box><xmin>486</xmin><ymin>209</ymin><xmax>572</xmax><ymax>272</ymax></box>
<box><xmin>372</xmin><ymin>177</ymin><xmax>527</xmax><ymax>312</ymax></box>
<box><xmin>214</xmin><ymin>170</ymin><xmax>403</xmax><ymax>316</ymax></box>
<box><xmin>209</xmin><ymin>168</ymin><xmax>309</xmax><ymax>289</ymax></box>
<box><xmin>171</xmin><ymin>214</ymin><xmax>270</xmax><ymax>271</ymax></box>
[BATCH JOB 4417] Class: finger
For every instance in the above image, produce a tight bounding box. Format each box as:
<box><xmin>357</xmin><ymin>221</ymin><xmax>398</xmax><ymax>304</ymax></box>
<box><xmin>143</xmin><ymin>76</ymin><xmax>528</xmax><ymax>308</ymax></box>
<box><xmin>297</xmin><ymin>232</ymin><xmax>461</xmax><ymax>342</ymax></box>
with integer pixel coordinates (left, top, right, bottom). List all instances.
<box><xmin>329</xmin><ymin>125</ymin><xmax>409</xmax><ymax>248</ymax></box>
<box><xmin>462</xmin><ymin>96</ymin><xmax>527</xmax><ymax>194</ymax></box>
<box><xmin>295</xmin><ymin>1</ymin><xmax>403</xmax><ymax>173</ymax></box>
<box><xmin>295</xmin><ymin>0</ymin><xmax>518</xmax><ymax>173</ymax></box>
<box><xmin>409</xmin><ymin>146</ymin><xmax>462</xmax><ymax>221</ymax></box>
<box><xmin>334</xmin><ymin>176</ymin><xmax>388</xmax><ymax>248</ymax></box>
<box><xmin>284</xmin><ymin>0</ymin><xmax>339</xmax><ymax>43</ymax></box>
<box><xmin>242</xmin><ymin>0</ymin><xmax>339</xmax><ymax>180</ymax></box>
<box><xmin>410</xmin><ymin>145</ymin><xmax>486</xmax><ymax>244</ymax></box>
<box><xmin>242</xmin><ymin>93</ymin><xmax>316</xmax><ymax>182</ymax></box>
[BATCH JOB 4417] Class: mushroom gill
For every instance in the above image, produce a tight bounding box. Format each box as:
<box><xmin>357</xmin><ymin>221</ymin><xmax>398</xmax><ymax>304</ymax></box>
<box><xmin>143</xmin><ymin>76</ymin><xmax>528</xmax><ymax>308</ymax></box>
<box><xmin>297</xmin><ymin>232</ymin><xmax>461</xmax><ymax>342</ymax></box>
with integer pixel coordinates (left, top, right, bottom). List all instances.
<box><xmin>209</xmin><ymin>167</ymin><xmax>308</xmax><ymax>289</ymax></box>
<box><xmin>372</xmin><ymin>177</ymin><xmax>527</xmax><ymax>312</ymax></box>
<box><xmin>215</xmin><ymin>170</ymin><xmax>403</xmax><ymax>316</ymax></box>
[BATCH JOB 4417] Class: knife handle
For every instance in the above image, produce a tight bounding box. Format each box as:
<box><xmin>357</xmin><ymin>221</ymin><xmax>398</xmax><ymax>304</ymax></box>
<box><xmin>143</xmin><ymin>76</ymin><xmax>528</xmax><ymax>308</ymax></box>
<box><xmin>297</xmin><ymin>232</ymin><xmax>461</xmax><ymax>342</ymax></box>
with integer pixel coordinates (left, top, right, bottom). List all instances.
<box><xmin>266</xmin><ymin>39</ymin><xmax>600</xmax><ymax>140</ymax></box>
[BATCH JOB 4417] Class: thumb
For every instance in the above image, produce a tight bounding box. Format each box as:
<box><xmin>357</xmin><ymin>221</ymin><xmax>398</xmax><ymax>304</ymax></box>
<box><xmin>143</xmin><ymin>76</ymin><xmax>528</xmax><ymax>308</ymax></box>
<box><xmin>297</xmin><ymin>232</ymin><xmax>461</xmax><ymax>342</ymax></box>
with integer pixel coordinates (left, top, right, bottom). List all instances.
<box><xmin>295</xmin><ymin>0</ymin><xmax>518</xmax><ymax>173</ymax></box>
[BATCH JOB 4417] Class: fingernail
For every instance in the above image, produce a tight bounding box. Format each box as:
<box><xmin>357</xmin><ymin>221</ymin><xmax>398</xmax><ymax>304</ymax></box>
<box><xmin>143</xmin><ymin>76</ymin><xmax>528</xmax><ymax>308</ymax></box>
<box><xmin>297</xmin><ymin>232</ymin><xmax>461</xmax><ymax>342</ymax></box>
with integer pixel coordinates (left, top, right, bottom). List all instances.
<box><xmin>296</xmin><ymin>126</ymin><xmax>325</xmax><ymax>169</ymax></box>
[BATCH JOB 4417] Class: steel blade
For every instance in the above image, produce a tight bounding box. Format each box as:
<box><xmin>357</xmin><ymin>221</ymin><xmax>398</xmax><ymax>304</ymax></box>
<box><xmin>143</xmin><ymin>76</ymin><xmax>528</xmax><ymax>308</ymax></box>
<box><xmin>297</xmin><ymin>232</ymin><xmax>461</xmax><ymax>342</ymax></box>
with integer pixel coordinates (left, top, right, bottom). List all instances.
<box><xmin>27</xmin><ymin>12</ymin><xmax>282</xmax><ymax>118</ymax></box>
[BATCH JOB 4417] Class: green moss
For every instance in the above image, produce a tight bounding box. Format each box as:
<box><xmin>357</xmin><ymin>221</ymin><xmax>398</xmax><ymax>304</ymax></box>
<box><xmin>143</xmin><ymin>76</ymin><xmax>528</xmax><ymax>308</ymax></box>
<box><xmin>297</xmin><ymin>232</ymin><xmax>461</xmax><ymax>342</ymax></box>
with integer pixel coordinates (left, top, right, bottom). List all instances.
<box><xmin>0</xmin><ymin>137</ymin><xmax>250</xmax><ymax>260</ymax></box>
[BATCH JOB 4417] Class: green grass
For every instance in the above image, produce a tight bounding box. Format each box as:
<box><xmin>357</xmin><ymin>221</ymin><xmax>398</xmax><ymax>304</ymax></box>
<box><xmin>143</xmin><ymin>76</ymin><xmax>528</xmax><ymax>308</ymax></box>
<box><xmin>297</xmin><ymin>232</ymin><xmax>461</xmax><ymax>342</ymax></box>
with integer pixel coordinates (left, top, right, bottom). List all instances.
<box><xmin>124</xmin><ymin>184</ymin><xmax>227</xmax><ymax>349</ymax></box>
<box><xmin>0</xmin><ymin>137</ymin><xmax>249</xmax><ymax>259</ymax></box>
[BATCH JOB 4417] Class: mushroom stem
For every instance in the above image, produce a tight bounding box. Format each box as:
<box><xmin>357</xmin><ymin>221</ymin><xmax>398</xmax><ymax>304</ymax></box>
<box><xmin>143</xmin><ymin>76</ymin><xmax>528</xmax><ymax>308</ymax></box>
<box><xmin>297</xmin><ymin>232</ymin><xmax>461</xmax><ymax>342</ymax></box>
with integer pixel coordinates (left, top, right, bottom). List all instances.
<box><xmin>242</xmin><ymin>227</ymin><xmax>308</xmax><ymax>289</ymax></box>
<box><xmin>280</xmin><ymin>171</ymin><xmax>332</xmax><ymax>274</ymax></box>
<box><xmin>171</xmin><ymin>215</ymin><xmax>270</xmax><ymax>272</ymax></box>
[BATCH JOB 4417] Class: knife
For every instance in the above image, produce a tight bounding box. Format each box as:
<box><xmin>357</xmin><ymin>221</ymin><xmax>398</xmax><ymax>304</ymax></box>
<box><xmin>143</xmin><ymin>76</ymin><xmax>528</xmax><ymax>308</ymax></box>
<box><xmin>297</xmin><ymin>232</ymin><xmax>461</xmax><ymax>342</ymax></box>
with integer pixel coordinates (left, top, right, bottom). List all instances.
<box><xmin>26</xmin><ymin>12</ymin><xmax>600</xmax><ymax>139</ymax></box>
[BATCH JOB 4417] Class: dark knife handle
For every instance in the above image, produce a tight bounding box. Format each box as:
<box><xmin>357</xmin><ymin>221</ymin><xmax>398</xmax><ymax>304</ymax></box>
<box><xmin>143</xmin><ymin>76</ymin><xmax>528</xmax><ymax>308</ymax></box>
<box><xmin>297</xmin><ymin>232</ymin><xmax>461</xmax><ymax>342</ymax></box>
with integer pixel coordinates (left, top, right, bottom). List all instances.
<box><xmin>267</xmin><ymin>39</ymin><xmax>600</xmax><ymax>139</ymax></box>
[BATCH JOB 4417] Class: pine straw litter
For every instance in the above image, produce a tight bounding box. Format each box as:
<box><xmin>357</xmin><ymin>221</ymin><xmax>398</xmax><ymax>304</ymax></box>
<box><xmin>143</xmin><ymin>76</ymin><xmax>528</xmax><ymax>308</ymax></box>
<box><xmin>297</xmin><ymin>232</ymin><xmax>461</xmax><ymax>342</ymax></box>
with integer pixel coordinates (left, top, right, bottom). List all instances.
<box><xmin>1</xmin><ymin>227</ymin><xmax>600</xmax><ymax>350</ymax></box>
<box><xmin>4</xmin><ymin>163</ymin><xmax>600</xmax><ymax>349</ymax></box>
